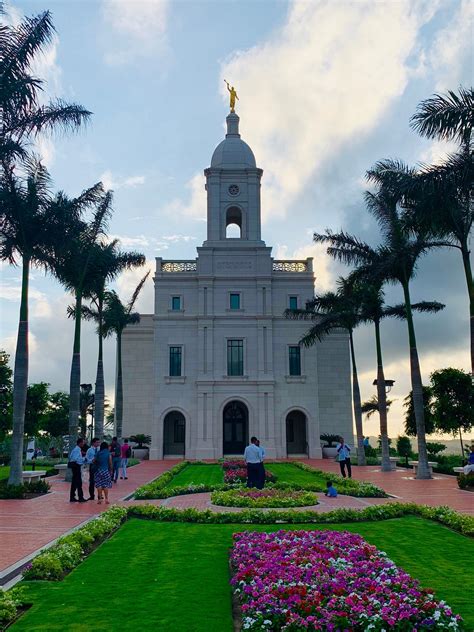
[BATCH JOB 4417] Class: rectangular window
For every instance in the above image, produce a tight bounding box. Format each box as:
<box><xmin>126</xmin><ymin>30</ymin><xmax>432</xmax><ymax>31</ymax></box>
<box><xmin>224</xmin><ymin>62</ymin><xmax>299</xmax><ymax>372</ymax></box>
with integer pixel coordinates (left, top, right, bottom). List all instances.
<box><xmin>171</xmin><ymin>296</ymin><xmax>181</xmax><ymax>311</ymax></box>
<box><xmin>230</xmin><ymin>293</ymin><xmax>241</xmax><ymax>310</ymax></box>
<box><xmin>289</xmin><ymin>296</ymin><xmax>298</xmax><ymax>310</ymax></box>
<box><xmin>289</xmin><ymin>346</ymin><xmax>301</xmax><ymax>376</ymax></box>
<box><xmin>227</xmin><ymin>339</ymin><xmax>244</xmax><ymax>376</ymax></box>
<box><xmin>169</xmin><ymin>346</ymin><xmax>182</xmax><ymax>376</ymax></box>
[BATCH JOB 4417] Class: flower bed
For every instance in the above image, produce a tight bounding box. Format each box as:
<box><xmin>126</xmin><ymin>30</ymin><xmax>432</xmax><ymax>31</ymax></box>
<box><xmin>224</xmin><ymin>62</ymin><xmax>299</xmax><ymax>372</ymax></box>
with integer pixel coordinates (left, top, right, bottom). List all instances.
<box><xmin>223</xmin><ymin>460</ymin><xmax>246</xmax><ymax>470</ymax></box>
<box><xmin>212</xmin><ymin>488</ymin><xmax>318</xmax><ymax>508</ymax></box>
<box><xmin>230</xmin><ymin>530</ymin><xmax>463</xmax><ymax>630</ymax></box>
<box><xmin>223</xmin><ymin>467</ymin><xmax>276</xmax><ymax>485</ymax></box>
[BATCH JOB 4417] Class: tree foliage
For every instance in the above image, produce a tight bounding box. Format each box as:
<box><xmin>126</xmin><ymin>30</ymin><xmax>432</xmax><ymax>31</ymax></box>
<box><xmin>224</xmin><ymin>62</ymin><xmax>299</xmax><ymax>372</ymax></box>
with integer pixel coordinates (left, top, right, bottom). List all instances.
<box><xmin>403</xmin><ymin>387</ymin><xmax>435</xmax><ymax>436</ymax></box>
<box><xmin>430</xmin><ymin>368</ymin><xmax>474</xmax><ymax>436</ymax></box>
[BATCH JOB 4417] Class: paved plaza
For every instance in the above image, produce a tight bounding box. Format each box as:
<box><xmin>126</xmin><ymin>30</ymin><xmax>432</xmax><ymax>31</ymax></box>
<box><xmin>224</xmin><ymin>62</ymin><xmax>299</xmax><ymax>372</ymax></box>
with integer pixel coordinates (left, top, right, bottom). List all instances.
<box><xmin>1</xmin><ymin>459</ymin><xmax>472</xmax><ymax>581</ymax></box>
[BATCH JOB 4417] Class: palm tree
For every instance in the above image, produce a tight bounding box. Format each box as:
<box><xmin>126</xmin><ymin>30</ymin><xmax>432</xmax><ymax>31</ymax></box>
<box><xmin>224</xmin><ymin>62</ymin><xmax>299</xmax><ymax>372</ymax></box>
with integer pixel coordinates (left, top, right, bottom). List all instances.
<box><xmin>357</xmin><ymin>281</ymin><xmax>444</xmax><ymax>471</ymax></box>
<box><xmin>314</xmin><ymin>187</ymin><xmax>445</xmax><ymax>478</ymax></box>
<box><xmin>79</xmin><ymin>240</ymin><xmax>145</xmax><ymax>439</ymax></box>
<box><xmin>103</xmin><ymin>272</ymin><xmax>150</xmax><ymax>439</ymax></box>
<box><xmin>0</xmin><ymin>158</ymin><xmax>100</xmax><ymax>484</ymax></box>
<box><xmin>79</xmin><ymin>383</ymin><xmax>94</xmax><ymax>438</ymax></box>
<box><xmin>286</xmin><ymin>277</ymin><xmax>367</xmax><ymax>465</ymax></box>
<box><xmin>0</xmin><ymin>6</ymin><xmax>91</xmax><ymax>161</ymax></box>
<box><xmin>361</xmin><ymin>395</ymin><xmax>393</xmax><ymax>418</ymax></box>
<box><xmin>54</xmin><ymin>191</ymin><xmax>111</xmax><ymax>453</ymax></box>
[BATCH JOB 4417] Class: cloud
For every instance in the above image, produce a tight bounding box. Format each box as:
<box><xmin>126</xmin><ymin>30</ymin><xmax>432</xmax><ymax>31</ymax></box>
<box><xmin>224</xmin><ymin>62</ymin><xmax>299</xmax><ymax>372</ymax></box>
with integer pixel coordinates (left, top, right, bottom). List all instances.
<box><xmin>109</xmin><ymin>233</ymin><xmax>194</xmax><ymax>251</ymax></box>
<box><xmin>115</xmin><ymin>260</ymin><xmax>155</xmax><ymax>313</ymax></box>
<box><xmin>164</xmin><ymin>172</ymin><xmax>206</xmax><ymax>221</ymax></box>
<box><xmin>429</xmin><ymin>0</ymin><xmax>472</xmax><ymax>91</ymax></box>
<box><xmin>219</xmin><ymin>1</ymin><xmax>444</xmax><ymax>221</ymax></box>
<box><xmin>99</xmin><ymin>170</ymin><xmax>146</xmax><ymax>190</ymax></box>
<box><xmin>102</xmin><ymin>0</ymin><xmax>170</xmax><ymax>65</ymax></box>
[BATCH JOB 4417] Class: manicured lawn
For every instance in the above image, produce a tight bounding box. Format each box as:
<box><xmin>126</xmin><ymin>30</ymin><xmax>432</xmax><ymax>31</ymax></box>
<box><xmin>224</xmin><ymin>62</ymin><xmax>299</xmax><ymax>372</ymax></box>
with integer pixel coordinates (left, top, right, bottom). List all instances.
<box><xmin>266</xmin><ymin>461</ymin><xmax>329</xmax><ymax>485</ymax></box>
<box><xmin>162</xmin><ymin>463</ymin><xmax>223</xmax><ymax>489</ymax></box>
<box><xmin>13</xmin><ymin>517</ymin><xmax>474</xmax><ymax>631</ymax></box>
<box><xmin>0</xmin><ymin>466</ymin><xmax>9</xmax><ymax>481</ymax></box>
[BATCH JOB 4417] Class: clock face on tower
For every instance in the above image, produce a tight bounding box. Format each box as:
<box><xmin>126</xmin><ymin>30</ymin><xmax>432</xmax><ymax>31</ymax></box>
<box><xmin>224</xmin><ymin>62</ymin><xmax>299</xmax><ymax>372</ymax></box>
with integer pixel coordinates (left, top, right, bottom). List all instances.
<box><xmin>228</xmin><ymin>184</ymin><xmax>240</xmax><ymax>196</ymax></box>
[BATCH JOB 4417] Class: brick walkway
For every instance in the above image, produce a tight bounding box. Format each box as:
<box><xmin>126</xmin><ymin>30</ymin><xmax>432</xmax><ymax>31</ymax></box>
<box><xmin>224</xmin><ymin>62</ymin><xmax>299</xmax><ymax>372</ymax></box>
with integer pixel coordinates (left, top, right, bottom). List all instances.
<box><xmin>0</xmin><ymin>460</ymin><xmax>179</xmax><ymax>575</ymax></box>
<box><xmin>1</xmin><ymin>459</ymin><xmax>472</xmax><ymax>578</ymax></box>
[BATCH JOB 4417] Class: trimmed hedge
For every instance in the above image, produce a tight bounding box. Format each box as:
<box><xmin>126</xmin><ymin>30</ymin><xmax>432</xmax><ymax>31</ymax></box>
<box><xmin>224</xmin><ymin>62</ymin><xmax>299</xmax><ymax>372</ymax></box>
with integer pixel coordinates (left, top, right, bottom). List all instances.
<box><xmin>133</xmin><ymin>460</ymin><xmax>387</xmax><ymax>500</ymax></box>
<box><xmin>0</xmin><ymin>478</ymin><xmax>50</xmax><ymax>499</ymax></box>
<box><xmin>0</xmin><ymin>587</ymin><xmax>25</xmax><ymax>628</ymax></box>
<box><xmin>211</xmin><ymin>488</ymin><xmax>318</xmax><ymax>508</ymax></box>
<box><xmin>457</xmin><ymin>472</ymin><xmax>474</xmax><ymax>490</ymax></box>
<box><xmin>128</xmin><ymin>502</ymin><xmax>474</xmax><ymax>536</ymax></box>
<box><xmin>23</xmin><ymin>506</ymin><xmax>127</xmax><ymax>580</ymax></box>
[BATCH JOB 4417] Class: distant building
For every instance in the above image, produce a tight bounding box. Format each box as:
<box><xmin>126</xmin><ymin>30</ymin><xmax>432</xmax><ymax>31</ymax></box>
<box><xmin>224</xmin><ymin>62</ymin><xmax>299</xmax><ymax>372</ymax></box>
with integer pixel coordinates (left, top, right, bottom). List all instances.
<box><xmin>122</xmin><ymin>111</ymin><xmax>353</xmax><ymax>458</ymax></box>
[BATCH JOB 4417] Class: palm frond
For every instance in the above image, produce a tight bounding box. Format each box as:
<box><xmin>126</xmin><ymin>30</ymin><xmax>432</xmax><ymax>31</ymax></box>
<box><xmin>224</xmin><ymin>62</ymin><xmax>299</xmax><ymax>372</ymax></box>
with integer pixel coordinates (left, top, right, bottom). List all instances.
<box><xmin>126</xmin><ymin>270</ymin><xmax>150</xmax><ymax>313</ymax></box>
<box><xmin>410</xmin><ymin>87</ymin><xmax>474</xmax><ymax>144</ymax></box>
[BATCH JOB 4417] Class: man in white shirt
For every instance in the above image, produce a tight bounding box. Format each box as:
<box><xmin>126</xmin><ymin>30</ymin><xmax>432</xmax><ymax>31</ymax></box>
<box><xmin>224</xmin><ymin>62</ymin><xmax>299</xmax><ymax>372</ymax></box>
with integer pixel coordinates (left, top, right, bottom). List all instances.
<box><xmin>256</xmin><ymin>439</ymin><xmax>266</xmax><ymax>489</ymax></box>
<box><xmin>69</xmin><ymin>438</ymin><xmax>86</xmax><ymax>502</ymax></box>
<box><xmin>244</xmin><ymin>436</ymin><xmax>261</xmax><ymax>488</ymax></box>
<box><xmin>336</xmin><ymin>436</ymin><xmax>352</xmax><ymax>479</ymax></box>
<box><xmin>85</xmin><ymin>437</ymin><xmax>100</xmax><ymax>501</ymax></box>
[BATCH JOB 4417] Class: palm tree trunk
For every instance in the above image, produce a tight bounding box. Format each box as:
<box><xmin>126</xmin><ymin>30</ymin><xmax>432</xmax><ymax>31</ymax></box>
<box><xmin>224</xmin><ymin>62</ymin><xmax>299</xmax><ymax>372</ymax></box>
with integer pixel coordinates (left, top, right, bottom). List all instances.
<box><xmin>375</xmin><ymin>320</ymin><xmax>391</xmax><ymax>472</ymax></box>
<box><xmin>68</xmin><ymin>290</ymin><xmax>82</xmax><ymax>454</ymax></box>
<box><xmin>8</xmin><ymin>256</ymin><xmax>30</xmax><ymax>486</ymax></box>
<box><xmin>94</xmin><ymin>299</ymin><xmax>105</xmax><ymax>439</ymax></box>
<box><xmin>349</xmin><ymin>330</ymin><xmax>366</xmax><ymax>465</ymax></box>
<box><xmin>402</xmin><ymin>281</ymin><xmax>431</xmax><ymax>479</ymax></box>
<box><xmin>460</xmin><ymin>243</ymin><xmax>474</xmax><ymax>374</ymax></box>
<box><xmin>115</xmin><ymin>330</ymin><xmax>123</xmax><ymax>440</ymax></box>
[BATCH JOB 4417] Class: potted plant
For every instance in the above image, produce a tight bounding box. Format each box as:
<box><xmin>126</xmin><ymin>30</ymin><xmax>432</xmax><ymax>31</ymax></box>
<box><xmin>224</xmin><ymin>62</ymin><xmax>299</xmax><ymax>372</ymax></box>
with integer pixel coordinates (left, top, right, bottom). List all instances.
<box><xmin>129</xmin><ymin>434</ymin><xmax>151</xmax><ymax>460</ymax></box>
<box><xmin>320</xmin><ymin>433</ymin><xmax>340</xmax><ymax>459</ymax></box>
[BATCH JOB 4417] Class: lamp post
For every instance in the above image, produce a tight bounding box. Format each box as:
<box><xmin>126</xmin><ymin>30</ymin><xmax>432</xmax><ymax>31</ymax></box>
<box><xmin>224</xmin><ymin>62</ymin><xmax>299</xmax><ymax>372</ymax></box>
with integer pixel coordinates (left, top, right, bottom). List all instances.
<box><xmin>373</xmin><ymin>379</ymin><xmax>395</xmax><ymax>394</ymax></box>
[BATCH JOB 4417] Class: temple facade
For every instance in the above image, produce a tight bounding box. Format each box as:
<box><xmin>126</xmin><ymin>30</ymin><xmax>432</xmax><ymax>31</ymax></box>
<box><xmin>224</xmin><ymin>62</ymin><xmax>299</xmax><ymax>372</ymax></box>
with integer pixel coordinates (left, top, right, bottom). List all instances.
<box><xmin>121</xmin><ymin>112</ymin><xmax>353</xmax><ymax>459</ymax></box>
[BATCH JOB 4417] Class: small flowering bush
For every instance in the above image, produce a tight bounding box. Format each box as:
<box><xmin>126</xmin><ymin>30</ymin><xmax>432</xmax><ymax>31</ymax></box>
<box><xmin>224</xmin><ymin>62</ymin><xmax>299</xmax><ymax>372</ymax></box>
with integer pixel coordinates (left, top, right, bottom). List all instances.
<box><xmin>224</xmin><ymin>468</ymin><xmax>277</xmax><ymax>485</ymax></box>
<box><xmin>0</xmin><ymin>587</ymin><xmax>26</xmax><ymax>627</ymax></box>
<box><xmin>231</xmin><ymin>530</ymin><xmax>464</xmax><ymax>630</ymax></box>
<box><xmin>223</xmin><ymin>460</ymin><xmax>246</xmax><ymax>470</ymax></box>
<box><xmin>23</xmin><ymin>506</ymin><xmax>127</xmax><ymax>580</ymax></box>
<box><xmin>212</xmin><ymin>488</ymin><xmax>318</xmax><ymax>508</ymax></box>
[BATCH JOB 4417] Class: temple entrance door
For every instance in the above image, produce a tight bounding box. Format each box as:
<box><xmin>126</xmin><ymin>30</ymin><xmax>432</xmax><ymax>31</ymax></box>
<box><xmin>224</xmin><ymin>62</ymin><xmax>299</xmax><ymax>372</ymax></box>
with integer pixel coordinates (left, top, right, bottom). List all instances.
<box><xmin>223</xmin><ymin>401</ymin><xmax>248</xmax><ymax>455</ymax></box>
<box><xmin>163</xmin><ymin>411</ymin><xmax>186</xmax><ymax>457</ymax></box>
<box><xmin>286</xmin><ymin>410</ymin><xmax>308</xmax><ymax>455</ymax></box>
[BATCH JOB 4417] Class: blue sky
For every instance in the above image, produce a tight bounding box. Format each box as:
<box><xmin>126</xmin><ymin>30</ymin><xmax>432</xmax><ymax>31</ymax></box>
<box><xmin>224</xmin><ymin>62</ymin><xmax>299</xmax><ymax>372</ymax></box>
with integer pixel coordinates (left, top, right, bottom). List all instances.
<box><xmin>1</xmin><ymin>0</ymin><xmax>472</xmax><ymax>438</ymax></box>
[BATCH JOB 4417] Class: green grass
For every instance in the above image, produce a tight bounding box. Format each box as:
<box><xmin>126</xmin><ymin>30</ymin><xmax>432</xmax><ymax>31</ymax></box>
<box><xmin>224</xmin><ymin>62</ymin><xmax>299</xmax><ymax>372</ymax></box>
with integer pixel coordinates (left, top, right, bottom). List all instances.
<box><xmin>266</xmin><ymin>462</ymin><xmax>329</xmax><ymax>485</ymax></box>
<box><xmin>13</xmin><ymin>517</ymin><xmax>474</xmax><ymax>631</ymax></box>
<box><xmin>161</xmin><ymin>463</ymin><xmax>223</xmax><ymax>489</ymax></box>
<box><xmin>0</xmin><ymin>465</ymin><xmax>34</xmax><ymax>481</ymax></box>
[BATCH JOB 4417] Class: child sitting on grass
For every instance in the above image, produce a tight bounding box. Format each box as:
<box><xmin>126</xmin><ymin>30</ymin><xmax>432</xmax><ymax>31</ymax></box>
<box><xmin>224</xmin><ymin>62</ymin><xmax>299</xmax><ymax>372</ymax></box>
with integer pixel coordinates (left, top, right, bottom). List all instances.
<box><xmin>325</xmin><ymin>481</ymin><xmax>337</xmax><ymax>497</ymax></box>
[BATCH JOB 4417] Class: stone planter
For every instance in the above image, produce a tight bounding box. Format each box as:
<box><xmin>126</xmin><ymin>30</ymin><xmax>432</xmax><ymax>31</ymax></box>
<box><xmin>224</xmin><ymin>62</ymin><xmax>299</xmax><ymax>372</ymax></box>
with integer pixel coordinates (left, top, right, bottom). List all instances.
<box><xmin>322</xmin><ymin>446</ymin><xmax>338</xmax><ymax>459</ymax></box>
<box><xmin>132</xmin><ymin>448</ymin><xmax>149</xmax><ymax>460</ymax></box>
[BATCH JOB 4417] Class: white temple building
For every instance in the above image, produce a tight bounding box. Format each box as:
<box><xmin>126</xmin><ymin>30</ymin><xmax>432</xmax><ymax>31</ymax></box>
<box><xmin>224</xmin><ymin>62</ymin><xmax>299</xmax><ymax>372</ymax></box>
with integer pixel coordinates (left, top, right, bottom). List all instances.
<box><xmin>121</xmin><ymin>111</ymin><xmax>353</xmax><ymax>459</ymax></box>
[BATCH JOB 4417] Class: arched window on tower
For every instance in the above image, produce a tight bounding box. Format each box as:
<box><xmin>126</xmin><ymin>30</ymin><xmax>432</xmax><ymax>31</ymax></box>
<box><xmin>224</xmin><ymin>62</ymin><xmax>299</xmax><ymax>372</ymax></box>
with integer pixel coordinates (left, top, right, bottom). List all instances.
<box><xmin>225</xmin><ymin>206</ymin><xmax>242</xmax><ymax>238</ymax></box>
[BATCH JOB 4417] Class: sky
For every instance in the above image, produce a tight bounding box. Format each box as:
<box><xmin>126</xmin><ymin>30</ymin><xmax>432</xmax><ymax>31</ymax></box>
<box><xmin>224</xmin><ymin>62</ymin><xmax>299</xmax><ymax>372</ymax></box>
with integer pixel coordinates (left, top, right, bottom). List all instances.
<box><xmin>1</xmin><ymin>0</ymin><xmax>473</xmax><ymax>440</ymax></box>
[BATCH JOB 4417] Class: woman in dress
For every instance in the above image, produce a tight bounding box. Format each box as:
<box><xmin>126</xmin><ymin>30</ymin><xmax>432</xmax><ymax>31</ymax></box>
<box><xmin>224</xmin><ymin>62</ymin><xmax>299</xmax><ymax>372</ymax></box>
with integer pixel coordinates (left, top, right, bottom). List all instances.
<box><xmin>94</xmin><ymin>441</ymin><xmax>113</xmax><ymax>504</ymax></box>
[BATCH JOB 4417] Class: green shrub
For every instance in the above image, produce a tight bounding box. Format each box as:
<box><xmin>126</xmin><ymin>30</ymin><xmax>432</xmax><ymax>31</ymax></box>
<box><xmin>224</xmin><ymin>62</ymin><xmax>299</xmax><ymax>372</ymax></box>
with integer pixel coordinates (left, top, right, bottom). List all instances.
<box><xmin>133</xmin><ymin>461</ymin><xmax>189</xmax><ymax>499</ymax></box>
<box><xmin>289</xmin><ymin>461</ymin><xmax>387</xmax><ymax>497</ymax></box>
<box><xmin>211</xmin><ymin>488</ymin><xmax>318</xmax><ymax>508</ymax></box>
<box><xmin>320</xmin><ymin>433</ymin><xmax>340</xmax><ymax>447</ymax></box>
<box><xmin>457</xmin><ymin>472</ymin><xmax>474</xmax><ymax>490</ymax></box>
<box><xmin>0</xmin><ymin>477</ymin><xmax>50</xmax><ymax>499</ymax></box>
<box><xmin>23</xmin><ymin>506</ymin><xmax>128</xmax><ymax>580</ymax></box>
<box><xmin>0</xmin><ymin>587</ymin><xmax>25</xmax><ymax>626</ymax></box>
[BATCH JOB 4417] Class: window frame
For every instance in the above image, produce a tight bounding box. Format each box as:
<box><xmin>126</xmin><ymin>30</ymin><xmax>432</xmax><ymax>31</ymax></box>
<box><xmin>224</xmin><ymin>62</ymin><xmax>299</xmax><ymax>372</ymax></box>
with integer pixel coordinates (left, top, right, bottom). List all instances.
<box><xmin>229</xmin><ymin>292</ymin><xmax>241</xmax><ymax>310</ymax></box>
<box><xmin>169</xmin><ymin>345</ymin><xmax>183</xmax><ymax>377</ymax></box>
<box><xmin>227</xmin><ymin>338</ymin><xmax>244</xmax><ymax>376</ymax></box>
<box><xmin>288</xmin><ymin>295</ymin><xmax>298</xmax><ymax>310</ymax></box>
<box><xmin>288</xmin><ymin>345</ymin><xmax>302</xmax><ymax>376</ymax></box>
<box><xmin>171</xmin><ymin>295</ymin><xmax>182</xmax><ymax>311</ymax></box>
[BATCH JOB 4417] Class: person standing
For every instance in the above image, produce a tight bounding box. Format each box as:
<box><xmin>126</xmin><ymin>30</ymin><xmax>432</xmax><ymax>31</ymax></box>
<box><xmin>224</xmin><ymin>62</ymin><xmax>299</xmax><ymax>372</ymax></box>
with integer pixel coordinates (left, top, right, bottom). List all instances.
<box><xmin>110</xmin><ymin>437</ymin><xmax>121</xmax><ymax>483</ymax></box>
<box><xmin>69</xmin><ymin>438</ymin><xmax>87</xmax><ymax>502</ymax></box>
<box><xmin>256</xmin><ymin>439</ymin><xmax>266</xmax><ymax>489</ymax></box>
<box><xmin>336</xmin><ymin>436</ymin><xmax>352</xmax><ymax>478</ymax></box>
<box><xmin>244</xmin><ymin>436</ymin><xmax>261</xmax><ymax>488</ymax></box>
<box><xmin>120</xmin><ymin>438</ymin><xmax>131</xmax><ymax>480</ymax></box>
<box><xmin>95</xmin><ymin>441</ymin><xmax>113</xmax><ymax>504</ymax></box>
<box><xmin>85</xmin><ymin>437</ymin><xmax>100</xmax><ymax>500</ymax></box>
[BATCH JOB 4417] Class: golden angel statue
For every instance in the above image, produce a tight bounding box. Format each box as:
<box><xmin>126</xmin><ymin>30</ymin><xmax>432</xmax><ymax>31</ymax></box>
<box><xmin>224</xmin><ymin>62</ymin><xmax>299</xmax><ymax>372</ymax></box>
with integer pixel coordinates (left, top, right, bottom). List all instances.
<box><xmin>224</xmin><ymin>79</ymin><xmax>239</xmax><ymax>113</ymax></box>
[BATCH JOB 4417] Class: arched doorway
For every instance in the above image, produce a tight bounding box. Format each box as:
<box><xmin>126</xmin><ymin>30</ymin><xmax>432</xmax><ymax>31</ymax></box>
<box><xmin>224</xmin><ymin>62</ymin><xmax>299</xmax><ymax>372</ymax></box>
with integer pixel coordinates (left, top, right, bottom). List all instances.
<box><xmin>286</xmin><ymin>410</ymin><xmax>308</xmax><ymax>455</ymax></box>
<box><xmin>163</xmin><ymin>411</ymin><xmax>186</xmax><ymax>457</ymax></box>
<box><xmin>223</xmin><ymin>401</ymin><xmax>248</xmax><ymax>454</ymax></box>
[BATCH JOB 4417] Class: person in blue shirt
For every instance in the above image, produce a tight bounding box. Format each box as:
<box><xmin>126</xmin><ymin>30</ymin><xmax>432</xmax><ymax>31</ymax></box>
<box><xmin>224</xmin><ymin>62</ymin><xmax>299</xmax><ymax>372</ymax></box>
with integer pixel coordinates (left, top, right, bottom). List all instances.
<box><xmin>325</xmin><ymin>481</ymin><xmax>337</xmax><ymax>497</ymax></box>
<box><xmin>244</xmin><ymin>437</ymin><xmax>261</xmax><ymax>488</ymax></box>
<box><xmin>69</xmin><ymin>438</ymin><xmax>86</xmax><ymax>502</ymax></box>
<box><xmin>336</xmin><ymin>436</ymin><xmax>352</xmax><ymax>478</ymax></box>
<box><xmin>85</xmin><ymin>437</ymin><xmax>100</xmax><ymax>501</ymax></box>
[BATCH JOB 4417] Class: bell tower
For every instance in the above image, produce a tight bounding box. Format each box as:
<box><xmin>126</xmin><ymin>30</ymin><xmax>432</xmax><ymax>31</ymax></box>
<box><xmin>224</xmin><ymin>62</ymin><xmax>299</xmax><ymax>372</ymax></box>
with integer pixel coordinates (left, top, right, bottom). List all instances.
<box><xmin>203</xmin><ymin>112</ymin><xmax>264</xmax><ymax>245</ymax></box>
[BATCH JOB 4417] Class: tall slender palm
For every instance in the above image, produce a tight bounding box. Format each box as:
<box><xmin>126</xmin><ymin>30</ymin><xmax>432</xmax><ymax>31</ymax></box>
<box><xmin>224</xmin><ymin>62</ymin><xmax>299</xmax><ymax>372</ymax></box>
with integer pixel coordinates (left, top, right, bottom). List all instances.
<box><xmin>358</xmin><ymin>281</ymin><xmax>444</xmax><ymax>471</ymax></box>
<box><xmin>286</xmin><ymin>277</ymin><xmax>367</xmax><ymax>465</ymax></box>
<box><xmin>0</xmin><ymin>6</ymin><xmax>91</xmax><ymax>161</ymax></box>
<box><xmin>54</xmin><ymin>191</ymin><xmax>111</xmax><ymax>451</ymax></box>
<box><xmin>103</xmin><ymin>272</ymin><xmax>150</xmax><ymax>439</ymax></box>
<box><xmin>0</xmin><ymin>158</ymin><xmax>100</xmax><ymax>484</ymax></box>
<box><xmin>79</xmin><ymin>241</ymin><xmax>145</xmax><ymax>439</ymax></box>
<box><xmin>314</xmin><ymin>188</ymin><xmax>444</xmax><ymax>478</ymax></box>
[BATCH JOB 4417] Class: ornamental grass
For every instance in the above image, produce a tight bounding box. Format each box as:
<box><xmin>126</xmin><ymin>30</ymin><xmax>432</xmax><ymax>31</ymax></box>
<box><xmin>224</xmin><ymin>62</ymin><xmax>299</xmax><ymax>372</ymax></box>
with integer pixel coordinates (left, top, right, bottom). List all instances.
<box><xmin>212</xmin><ymin>488</ymin><xmax>318</xmax><ymax>508</ymax></box>
<box><xmin>230</xmin><ymin>530</ymin><xmax>463</xmax><ymax>631</ymax></box>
